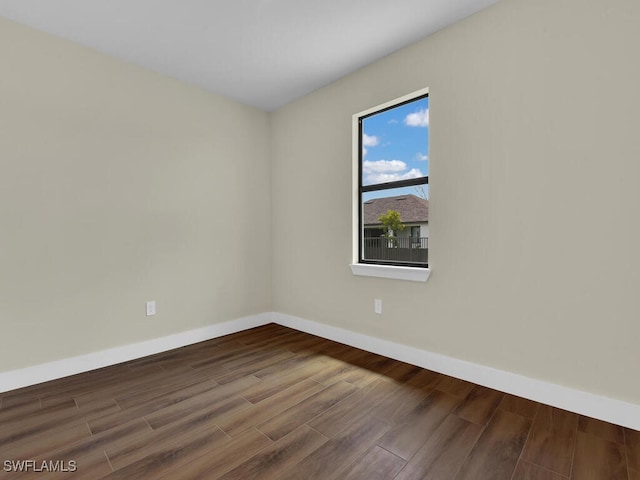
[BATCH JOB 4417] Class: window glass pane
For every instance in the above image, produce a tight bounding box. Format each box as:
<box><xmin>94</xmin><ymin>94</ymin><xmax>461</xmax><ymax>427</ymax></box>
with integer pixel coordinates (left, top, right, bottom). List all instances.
<box><xmin>361</xmin><ymin>96</ymin><xmax>429</xmax><ymax>187</ymax></box>
<box><xmin>362</xmin><ymin>186</ymin><xmax>429</xmax><ymax>265</ymax></box>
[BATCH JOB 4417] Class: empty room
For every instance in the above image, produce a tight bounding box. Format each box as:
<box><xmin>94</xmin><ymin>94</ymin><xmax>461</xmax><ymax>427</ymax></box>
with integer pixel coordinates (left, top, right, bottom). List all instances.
<box><xmin>1</xmin><ymin>0</ymin><xmax>639</xmax><ymax>478</ymax></box>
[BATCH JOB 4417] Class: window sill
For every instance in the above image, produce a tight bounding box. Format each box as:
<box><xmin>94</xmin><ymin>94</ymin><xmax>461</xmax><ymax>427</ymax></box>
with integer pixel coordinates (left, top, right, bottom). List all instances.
<box><xmin>349</xmin><ymin>263</ymin><xmax>431</xmax><ymax>282</ymax></box>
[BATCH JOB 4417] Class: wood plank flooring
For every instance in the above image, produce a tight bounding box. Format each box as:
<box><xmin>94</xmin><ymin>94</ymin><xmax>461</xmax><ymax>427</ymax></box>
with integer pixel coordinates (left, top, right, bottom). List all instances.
<box><xmin>0</xmin><ymin>323</ymin><xmax>637</xmax><ymax>479</ymax></box>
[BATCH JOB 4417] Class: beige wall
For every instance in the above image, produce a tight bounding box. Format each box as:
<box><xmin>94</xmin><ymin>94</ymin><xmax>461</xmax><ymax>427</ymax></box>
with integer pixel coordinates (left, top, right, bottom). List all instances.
<box><xmin>2</xmin><ymin>0</ymin><xmax>639</xmax><ymax>408</ymax></box>
<box><xmin>0</xmin><ymin>17</ymin><xmax>272</xmax><ymax>371</ymax></box>
<box><xmin>271</xmin><ymin>0</ymin><xmax>640</xmax><ymax>405</ymax></box>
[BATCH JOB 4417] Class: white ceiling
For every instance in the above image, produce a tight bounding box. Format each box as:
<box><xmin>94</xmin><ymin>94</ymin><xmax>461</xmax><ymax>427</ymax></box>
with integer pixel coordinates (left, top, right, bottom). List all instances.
<box><xmin>0</xmin><ymin>0</ymin><xmax>499</xmax><ymax>111</ymax></box>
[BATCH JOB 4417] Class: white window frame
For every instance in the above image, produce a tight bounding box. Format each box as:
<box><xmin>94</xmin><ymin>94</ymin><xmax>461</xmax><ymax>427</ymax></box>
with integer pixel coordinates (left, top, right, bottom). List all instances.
<box><xmin>349</xmin><ymin>88</ymin><xmax>432</xmax><ymax>282</ymax></box>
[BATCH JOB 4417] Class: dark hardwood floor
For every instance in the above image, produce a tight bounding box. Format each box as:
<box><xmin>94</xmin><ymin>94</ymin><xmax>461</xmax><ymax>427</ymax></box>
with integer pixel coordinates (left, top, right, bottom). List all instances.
<box><xmin>0</xmin><ymin>323</ymin><xmax>637</xmax><ymax>479</ymax></box>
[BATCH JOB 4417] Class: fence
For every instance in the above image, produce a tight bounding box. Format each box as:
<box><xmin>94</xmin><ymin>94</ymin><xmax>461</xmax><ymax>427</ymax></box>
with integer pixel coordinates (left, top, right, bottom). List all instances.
<box><xmin>363</xmin><ymin>237</ymin><xmax>428</xmax><ymax>264</ymax></box>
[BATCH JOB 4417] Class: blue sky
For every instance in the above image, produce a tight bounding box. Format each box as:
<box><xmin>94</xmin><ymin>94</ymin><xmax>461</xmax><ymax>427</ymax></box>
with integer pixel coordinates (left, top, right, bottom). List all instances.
<box><xmin>362</xmin><ymin>96</ymin><xmax>429</xmax><ymax>201</ymax></box>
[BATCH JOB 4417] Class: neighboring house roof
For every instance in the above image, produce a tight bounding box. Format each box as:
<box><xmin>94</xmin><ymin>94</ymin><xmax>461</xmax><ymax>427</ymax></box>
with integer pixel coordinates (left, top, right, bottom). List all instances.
<box><xmin>363</xmin><ymin>194</ymin><xmax>429</xmax><ymax>225</ymax></box>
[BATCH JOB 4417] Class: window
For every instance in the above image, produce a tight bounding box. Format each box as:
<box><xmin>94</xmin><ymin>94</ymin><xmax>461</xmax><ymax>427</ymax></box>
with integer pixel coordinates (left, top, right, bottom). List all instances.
<box><xmin>351</xmin><ymin>89</ymin><xmax>431</xmax><ymax>281</ymax></box>
<box><xmin>411</xmin><ymin>226</ymin><xmax>421</xmax><ymax>246</ymax></box>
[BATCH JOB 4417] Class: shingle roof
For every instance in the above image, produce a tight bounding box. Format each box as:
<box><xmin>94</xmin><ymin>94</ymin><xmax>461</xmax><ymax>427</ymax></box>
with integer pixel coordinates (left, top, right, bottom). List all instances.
<box><xmin>363</xmin><ymin>194</ymin><xmax>429</xmax><ymax>225</ymax></box>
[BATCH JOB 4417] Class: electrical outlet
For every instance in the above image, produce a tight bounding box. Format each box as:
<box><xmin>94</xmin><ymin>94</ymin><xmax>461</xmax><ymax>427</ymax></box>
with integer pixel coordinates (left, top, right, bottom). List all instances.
<box><xmin>374</xmin><ymin>299</ymin><xmax>382</xmax><ymax>314</ymax></box>
<box><xmin>146</xmin><ymin>300</ymin><xmax>156</xmax><ymax>316</ymax></box>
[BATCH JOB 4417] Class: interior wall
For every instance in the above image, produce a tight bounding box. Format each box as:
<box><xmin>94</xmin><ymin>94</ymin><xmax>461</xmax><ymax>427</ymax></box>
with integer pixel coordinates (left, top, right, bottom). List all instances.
<box><xmin>271</xmin><ymin>0</ymin><xmax>640</xmax><ymax>405</ymax></box>
<box><xmin>0</xmin><ymin>17</ymin><xmax>272</xmax><ymax>371</ymax></box>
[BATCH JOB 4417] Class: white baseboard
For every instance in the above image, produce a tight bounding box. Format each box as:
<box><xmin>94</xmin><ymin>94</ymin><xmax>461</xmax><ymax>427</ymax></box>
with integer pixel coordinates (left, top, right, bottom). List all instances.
<box><xmin>272</xmin><ymin>312</ymin><xmax>640</xmax><ymax>431</ymax></box>
<box><xmin>0</xmin><ymin>313</ymin><xmax>271</xmax><ymax>394</ymax></box>
<box><xmin>2</xmin><ymin>310</ymin><xmax>638</xmax><ymax>431</ymax></box>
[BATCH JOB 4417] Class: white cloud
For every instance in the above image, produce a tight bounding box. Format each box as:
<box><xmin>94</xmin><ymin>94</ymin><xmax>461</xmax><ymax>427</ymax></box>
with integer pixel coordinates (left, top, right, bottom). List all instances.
<box><xmin>362</xmin><ymin>133</ymin><xmax>379</xmax><ymax>147</ymax></box>
<box><xmin>363</xmin><ymin>159</ymin><xmax>407</xmax><ymax>173</ymax></box>
<box><xmin>363</xmin><ymin>160</ymin><xmax>424</xmax><ymax>185</ymax></box>
<box><xmin>416</xmin><ymin>152</ymin><xmax>428</xmax><ymax>161</ymax></box>
<box><xmin>401</xmin><ymin>168</ymin><xmax>425</xmax><ymax>180</ymax></box>
<box><xmin>405</xmin><ymin>108</ymin><xmax>429</xmax><ymax>127</ymax></box>
<box><xmin>362</xmin><ymin>133</ymin><xmax>379</xmax><ymax>157</ymax></box>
